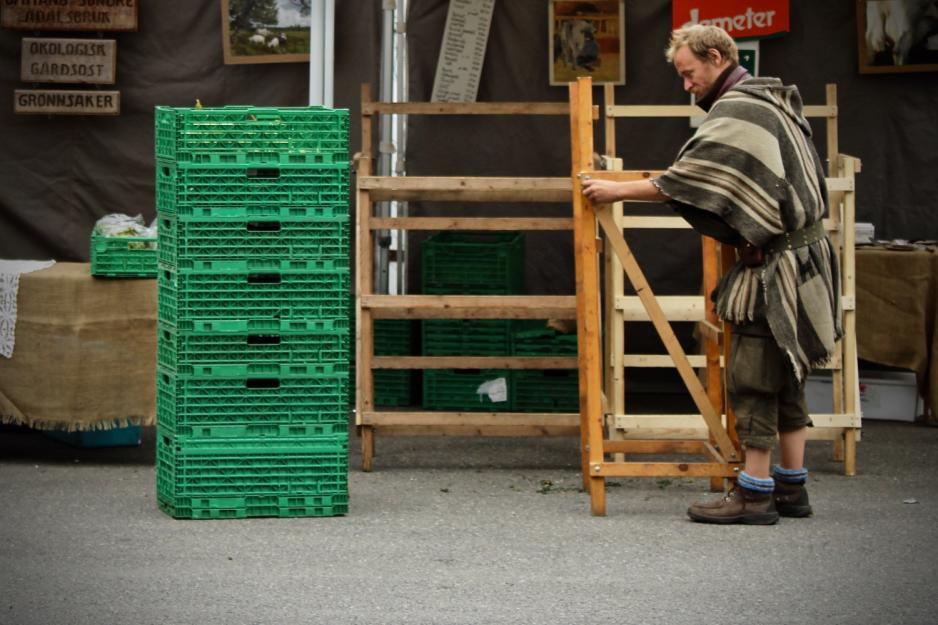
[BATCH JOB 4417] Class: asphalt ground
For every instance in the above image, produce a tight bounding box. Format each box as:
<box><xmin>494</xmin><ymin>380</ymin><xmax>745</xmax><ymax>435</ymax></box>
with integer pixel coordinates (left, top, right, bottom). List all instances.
<box><xmin>1</xmin><ymin>419</ymin><xmax>937</xmax><ymax>625</ymax></box>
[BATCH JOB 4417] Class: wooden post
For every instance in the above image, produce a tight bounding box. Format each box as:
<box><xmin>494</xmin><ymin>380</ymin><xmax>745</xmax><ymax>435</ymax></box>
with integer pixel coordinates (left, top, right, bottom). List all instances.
<box><xmin>357</xmin><ymin>83</ymin><xmax>376</xmax><ymax>471</ymax></box>
<box><xmin>841</xmin><ymin>155</ymin><xmax>860</xmax><ymax>476</ymax></box>
<box><xmin>570</xmin><ymin>77</ymin><xmax>607</xmax><ymax>516</ymax></box>
<box><xmin>703</xmin><ymin>237</ymin><xmax>726</xmax><ymax>492</ymax></box>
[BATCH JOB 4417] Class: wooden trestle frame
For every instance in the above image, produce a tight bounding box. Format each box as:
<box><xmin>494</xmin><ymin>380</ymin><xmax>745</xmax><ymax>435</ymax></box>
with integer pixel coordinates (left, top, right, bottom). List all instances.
<box><xmin>571</xmin><ymin>77</ymin><xmax>861</xmax><ymax>516</ymax></box>
<box><xmin>355</xmin><ymin>84</ymin><xmax>600</xmax><ymax>471</ymax></box>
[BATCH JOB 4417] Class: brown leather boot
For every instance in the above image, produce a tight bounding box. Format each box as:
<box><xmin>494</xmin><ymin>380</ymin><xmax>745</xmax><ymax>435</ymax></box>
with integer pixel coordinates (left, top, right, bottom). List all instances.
<box><xmin>774</xmin><ymin>481</ymin><xmax>813</xmax><ymax>517</ymax></box>
<box><xmin>687</xmin><ymin>486</ymin><xmax>780</xmax><ymax>525</ymax></box>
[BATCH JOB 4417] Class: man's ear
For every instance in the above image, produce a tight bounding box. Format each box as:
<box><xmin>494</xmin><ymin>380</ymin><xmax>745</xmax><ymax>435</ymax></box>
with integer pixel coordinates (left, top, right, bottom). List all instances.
<box><xmin>707</xmin><ymin>48</ymin><xmax>724</xmax><ymax>65</ymax></box>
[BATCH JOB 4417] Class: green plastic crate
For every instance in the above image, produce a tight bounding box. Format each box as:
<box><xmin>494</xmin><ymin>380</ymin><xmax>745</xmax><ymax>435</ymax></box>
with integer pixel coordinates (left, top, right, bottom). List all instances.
<box><xmin>156</xmin><ymin>433</ymin><xmax>348</xmax><ymax>508</ymax></box>
<box><xmin>159</xmin><ymin>209</ymin><xmax>348</xmax><ymax>266</ymax></box>
<box><xmin>156</xmin><ymin>367</ymin><xmax>349</xmax><ymax>437</ymax></box>
<box><xmin>158</xmin><ymin>319</ymin><xmax>348</xmax><ymax>369</ymax></box>
<box><xmin>155</xmin><ymin>161</ymin><xmax>348</xmax><ymax>215</ymax></box>
<box><xmin>155</xmin><ymin>105</ymin><xmax>348</xmax><ymax>162</ymax></box>
<box><xmin>422</xmin><ymin>369</ymin><xmax>513</xmax><ymax>412</ymax></box>
<box><xmin>421</xmin><ymin>231</ymin><xmax>524</xmax><ymax>294</ymax></box>
<box><xmin>422</xmin><ymin>320</ymin><xmax>511</xmax><ymax>356</ymax></box>
<box><xmin>511</xmin><ymin>369</ymin><xmax>579</xmax><ymax>412</ymax></box>
<box><xmin>157</xmin><ymin>261</ymin><xmax>348</xmax><ymax>326</ymax></box>
<box><xmin>158</xmin><ymin>493</ymin><xmax>348</xmax><ymax>519</ymax></box>
<box><xmin>90</xmin><ymin>233</ymin><xmax>157</xmax><ymax>278</ymax></box>
<box><xmin>510</xmin><ymin>320</ymin><xmax>578</xmax><ymax>355</ymax></box>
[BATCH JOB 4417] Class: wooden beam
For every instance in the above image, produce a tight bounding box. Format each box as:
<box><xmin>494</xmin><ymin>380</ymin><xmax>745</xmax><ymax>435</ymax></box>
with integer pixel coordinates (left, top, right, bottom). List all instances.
<box><xmin>605</xmin><ymin>104</ymin><xmax>836</xmax><ymax>119</ymax></box>
<box><xmin>615</xmin><ymin>295</ymin><xmax>706</xmax><ymax>321</ymax></box>
<box><xmin>361</xmin><ymin>411</ymin><xmax>578</xmax><ymax>427</ymax></box>
<box><xmin>571</xmin><ymin>76</ymin><xmax>608</xmax><ymax>516</ymax></box>
<box><xmin>370</xmin><ymin>425</ymin><xmax>580</xmax><ymax>437</ymax></box>
<box><xmin>592</xmin><ymin>462</ymin><xmax>739</xmax><ymax>478</ymax></box>
<box><xmin>370</xmin><ymin>217</ymin><xmax>572</xmax><ymax>231</ymax></box>
<box><xmin>362</xmin><ymin>294</ymin><xmax>576</xmax><ymax>319</ymax></box>
<box><xmin>358</xmin><ymin>176</ymin><xmax>572</xmax><ymax>202</ymax></box>
<box><xmin>613</xmin><ymin>413</ymin><xmax>862</xmax><ymax>430</ymax></box>
<box><xmin>362</xmin><ymin>101</ymin><xmax>600</xmax><ymax>118</ymax></box>
<box><xmin>371</xmin><ymin>356</ymin><xmax>577</xmax><ymax>370</ymax></box>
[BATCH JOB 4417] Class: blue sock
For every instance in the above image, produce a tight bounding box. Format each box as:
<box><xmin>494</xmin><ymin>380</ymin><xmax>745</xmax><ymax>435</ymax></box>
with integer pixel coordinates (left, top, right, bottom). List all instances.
<box><xmin>773</xmin><ymin>465</ymin><xmax>808</xmax><ymax>485</ymax></box>
<box><xmin>738</xmin><ymin>471</ymin><xmax>775</xmax><ymax>493</ymax></box>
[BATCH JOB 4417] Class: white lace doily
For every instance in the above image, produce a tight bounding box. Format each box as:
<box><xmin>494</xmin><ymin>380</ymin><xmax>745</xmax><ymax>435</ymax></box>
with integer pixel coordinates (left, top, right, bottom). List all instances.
<box><xmin>0</xmin><ymin>260</ymin><xmax>56</xmax><ymax>358</ymax></box>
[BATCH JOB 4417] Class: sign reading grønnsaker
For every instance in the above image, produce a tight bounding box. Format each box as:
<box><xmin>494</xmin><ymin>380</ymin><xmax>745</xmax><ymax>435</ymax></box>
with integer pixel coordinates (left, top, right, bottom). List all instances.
<box><xmin>672</xmin><ymin>0</ymin><xmax>789</xmax><ymax>40</ymax></box>
<box><xmin>1</xmin><ymin>0</ymin><xmax>138</xmax><ymax>32</ymax></box>
<box><xmin>21</xmin><ymin>37</ymin><xmax>116</xmax><ymax>84</ymax></box>
<box><xmin>14</xmin><ymin>89</ymin><xmax>120</xmax><ymax>115</ymax></box>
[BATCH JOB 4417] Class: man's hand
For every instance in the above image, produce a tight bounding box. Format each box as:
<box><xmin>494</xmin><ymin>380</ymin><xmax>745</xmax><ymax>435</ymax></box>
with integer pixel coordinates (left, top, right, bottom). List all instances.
<box><xmin>580</xmin><ymin>177</ymin><xmax>670</xmax><ymax>204</ymax></box>
<box><xmin>580</xmin><ymin>178</ymin><xmax>624</xmax><ymax>204</ymax></box>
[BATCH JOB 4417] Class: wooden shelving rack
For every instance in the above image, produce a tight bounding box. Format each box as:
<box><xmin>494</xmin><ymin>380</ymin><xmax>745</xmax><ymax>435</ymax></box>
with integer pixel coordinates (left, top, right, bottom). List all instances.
<box><xmin>354</xmin><ymin>85</ymin><xmax>599</xmax><ymax>471</ymax></box>
<box><xmin>571</xmin><ymin>77</ymin><xmax>861</xmax><ymax>515</ymax></box>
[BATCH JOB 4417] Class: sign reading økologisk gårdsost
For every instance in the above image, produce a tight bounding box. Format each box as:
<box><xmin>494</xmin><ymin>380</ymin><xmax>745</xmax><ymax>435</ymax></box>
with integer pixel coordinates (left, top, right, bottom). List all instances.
<box><xmin>1</xmin><ymin>0</ymin><xmax>138</xmax><ymax>32</ymax></box>
<box><xmin>21</xmin><ymin>37</ymin><xmax>117</xmax><ymax>84</ymax></box>
<box><xmin>672</xmin><ymin>0</ymin><xmax>790</xmax><ymax>40</ymax></box>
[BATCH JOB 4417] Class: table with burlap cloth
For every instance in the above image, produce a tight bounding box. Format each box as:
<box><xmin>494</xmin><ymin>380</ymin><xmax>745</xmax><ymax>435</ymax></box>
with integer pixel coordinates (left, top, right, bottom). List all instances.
<box><xmin>856</xmin><ymin>246</ymin><xmax>938</xmax><ymax>424</ymax></box>
<box><xmin>0</xmin><ymin>262</ymin><xmax>156</xmax><ymax>431</ymax></box>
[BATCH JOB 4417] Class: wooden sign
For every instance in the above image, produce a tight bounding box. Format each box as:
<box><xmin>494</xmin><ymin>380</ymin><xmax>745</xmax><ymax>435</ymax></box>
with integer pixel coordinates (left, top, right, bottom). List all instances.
<box><xmin>14</xmin><ymin>89</ymin><xmax>120</xmax><ymax>115</ymax></box>
<box><xmin>21</xmin><ymin>38</ymin><xmax>116</xmax><ymax>84</ymax></box>
<box><xmin>2</xmin><ymin>0</ymin><xmax>138</xmax><ymax>32</ymax></box>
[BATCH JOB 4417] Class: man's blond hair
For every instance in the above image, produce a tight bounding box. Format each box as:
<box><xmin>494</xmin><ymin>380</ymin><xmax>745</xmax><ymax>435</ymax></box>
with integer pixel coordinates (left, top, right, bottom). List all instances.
<box><xmin>665</xmin><ymin>24</ymin><xmax>739</xmax><ymax>64</ymax></box>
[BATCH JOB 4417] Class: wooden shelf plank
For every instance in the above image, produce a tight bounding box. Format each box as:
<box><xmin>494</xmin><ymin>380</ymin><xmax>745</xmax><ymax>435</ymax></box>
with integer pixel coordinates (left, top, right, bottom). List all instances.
<box><xmin>361</xmin><ymin>411</ymin><xmax>579</xmax><ymax>427</ymax></box>
<box><xmin>370</xmin><ymin>217</ymin><xmax>572</xmax><ymax>231</ymax></box>
<box><xmin>372</xmin><ymin>356</ymin><xmax>577</xmax><ymax>369</ymax></box>
<box><xmin>362</xmin><ymin>294</ymin><xmax>576</xmax><ymax>319</ymax></box>
<box><xmin>363</xmin><ymin>101</ymin><xmax>599</xmax><ymax>117</ymax></box>
<box><xmin>359</xmin><ymin>176</ymin><xmax>571</xmax><ymax>202</ymax></box>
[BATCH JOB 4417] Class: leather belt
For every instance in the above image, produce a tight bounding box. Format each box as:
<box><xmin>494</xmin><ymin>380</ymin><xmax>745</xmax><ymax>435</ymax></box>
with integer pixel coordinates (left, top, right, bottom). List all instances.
<box><xmin>738</xmin><ymin>221</ymin><xmax>827</xmax><ymax>267</ymax></box>
<box><xmin>763</xmin><ymin>221</ymin><xmax>827</xmax><ymax>254</ymax></box>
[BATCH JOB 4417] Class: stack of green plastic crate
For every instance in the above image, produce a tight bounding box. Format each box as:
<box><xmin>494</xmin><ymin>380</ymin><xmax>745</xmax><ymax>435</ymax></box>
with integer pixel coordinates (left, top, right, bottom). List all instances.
<box><xmin>510</xmin><ymin>320</ymin><xmax>579</xmax><ymax>412</ymax></box>
<box><xmin>421</xmin><ymin>232</ymin><xmax>524</xmax><ymax>411</ymax></box>
<box><xmin>154</xmin><ymin>105</ymin><xmax>350</xmax><ymax>519</ymax></box>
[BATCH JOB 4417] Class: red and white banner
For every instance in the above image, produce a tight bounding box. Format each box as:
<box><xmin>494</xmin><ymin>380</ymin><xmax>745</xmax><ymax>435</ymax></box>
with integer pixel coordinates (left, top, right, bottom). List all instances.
<box><xmin>672</xmin><ymin>1</ymin><xmax>789</xmax><ymax>40</ymax></box>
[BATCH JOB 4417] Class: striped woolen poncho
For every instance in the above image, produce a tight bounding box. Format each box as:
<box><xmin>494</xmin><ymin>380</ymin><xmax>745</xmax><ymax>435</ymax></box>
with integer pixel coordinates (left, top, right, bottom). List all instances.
<box><xmin>655</xmin><ymin>77</ymin><xmax>843</xmax><ymax>382</ymax></box>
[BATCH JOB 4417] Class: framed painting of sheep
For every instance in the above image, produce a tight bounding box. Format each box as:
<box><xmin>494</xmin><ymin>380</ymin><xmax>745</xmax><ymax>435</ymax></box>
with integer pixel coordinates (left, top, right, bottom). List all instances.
<box><xmin>857</xmin><ymin>0</ymin><xmax>938</xmax><ymax>73</ymax></box>
<box><xmin>222</xmin><ymin>0</ymin><xmax>312</xmax><ymax>65</ymax></box>
<box><xmin>549</xmin><ymin>0</ymin><xmax>626</xmax><ymax>86</ymax></box>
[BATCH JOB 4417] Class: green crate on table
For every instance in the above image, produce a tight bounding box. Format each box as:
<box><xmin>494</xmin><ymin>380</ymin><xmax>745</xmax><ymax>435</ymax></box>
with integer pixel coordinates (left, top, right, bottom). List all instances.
<box><xmin>90</xmin><ymin>232</ymin><xmax>157</xmax><ymax>277</ymax></box>
<box><xmin>158</xmin><ymin>207</ymin><xmax>348</xmax><ymax>266</ymax></box>
<box><xmin>422</xmin><ymin>369</ymin><xmax>513</xmax><ymax>412</ymax></box>
<box><xmin>421</xmin><ymin>231</ymin><xmax>524</xmax><ymax>294</ymax></box>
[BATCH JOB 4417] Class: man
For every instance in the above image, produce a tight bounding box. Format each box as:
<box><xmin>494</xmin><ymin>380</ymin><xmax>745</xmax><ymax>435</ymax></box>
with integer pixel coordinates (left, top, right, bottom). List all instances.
<box><xmin>581</xmin><ymin>24</ymin><xmax>841</xmax><ymax>525</ymax></box>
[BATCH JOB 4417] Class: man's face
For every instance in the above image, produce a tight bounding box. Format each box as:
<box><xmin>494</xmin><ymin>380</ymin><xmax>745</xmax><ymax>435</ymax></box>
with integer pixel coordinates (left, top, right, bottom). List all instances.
<box><xmin>672</xmin><ymin>45</ymin><xmax>729</xmax><ymax>97</ymax></box>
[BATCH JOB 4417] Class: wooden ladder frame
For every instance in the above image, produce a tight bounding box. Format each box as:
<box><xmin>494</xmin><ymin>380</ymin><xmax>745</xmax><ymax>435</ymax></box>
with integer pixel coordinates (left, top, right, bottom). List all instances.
<box><xmin>355</xmin><ymin>84</ymin><xmax>599</xmax><ymax>471</ymax></box>
<box><xmin>570</xmin><ymin>77</ymin><xmax>862</xmax><ymax>516</ymax></box>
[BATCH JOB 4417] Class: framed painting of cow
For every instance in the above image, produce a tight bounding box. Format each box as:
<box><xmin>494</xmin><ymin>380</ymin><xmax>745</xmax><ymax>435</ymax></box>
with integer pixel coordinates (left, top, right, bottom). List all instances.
<box><xmin>549</xmin><ymin>0</ymin><xmax>626</xmax><ymax>86</ymax></box>
<box><xmin>857</xmin><ymin>0</ymin><xmax>938</xmax><ymax>73</ymax></box>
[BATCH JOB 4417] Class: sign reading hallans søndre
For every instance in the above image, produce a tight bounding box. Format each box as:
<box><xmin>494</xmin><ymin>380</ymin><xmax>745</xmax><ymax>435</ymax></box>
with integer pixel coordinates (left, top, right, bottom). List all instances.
<box><xmin>21</xmin><ymin>38</ymin><xmax>117</xmax><ymax>84</ymax></box>
<box><xmin>2</xmin><ymin>0</ymin><xmax>138</xmax><ymax>32</ymax></box>
<box><xmin>14</xmin><ymin>89</ymin><xmax>120</xmax><ymax>115</ymax></box>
